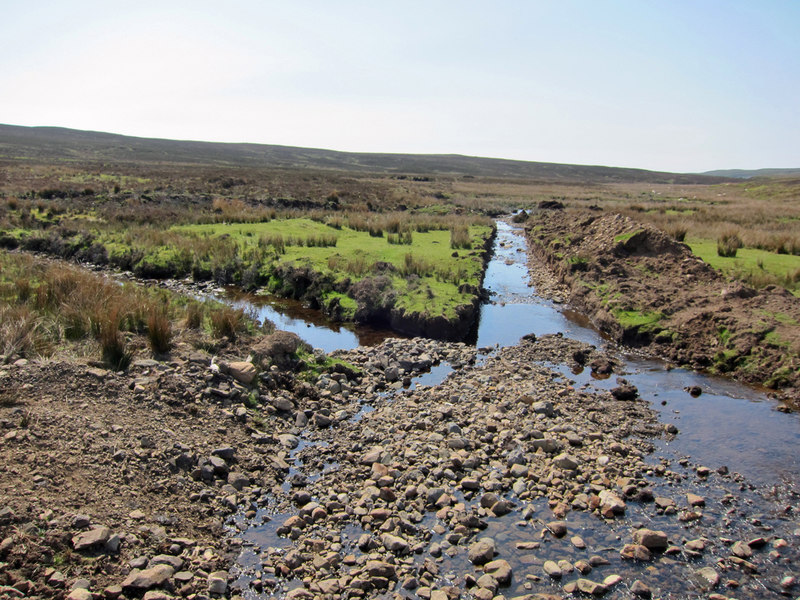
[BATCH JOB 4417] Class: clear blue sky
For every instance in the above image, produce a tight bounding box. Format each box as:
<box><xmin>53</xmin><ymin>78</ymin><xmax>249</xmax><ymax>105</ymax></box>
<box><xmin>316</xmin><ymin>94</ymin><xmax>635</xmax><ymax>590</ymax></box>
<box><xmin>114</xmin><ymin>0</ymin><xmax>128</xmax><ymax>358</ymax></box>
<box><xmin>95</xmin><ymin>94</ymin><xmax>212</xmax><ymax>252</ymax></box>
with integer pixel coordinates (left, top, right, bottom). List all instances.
<box><xmin>2</xmin><ymin>1</ymin><xmax>798</xmax><ymax>172</ymax></box>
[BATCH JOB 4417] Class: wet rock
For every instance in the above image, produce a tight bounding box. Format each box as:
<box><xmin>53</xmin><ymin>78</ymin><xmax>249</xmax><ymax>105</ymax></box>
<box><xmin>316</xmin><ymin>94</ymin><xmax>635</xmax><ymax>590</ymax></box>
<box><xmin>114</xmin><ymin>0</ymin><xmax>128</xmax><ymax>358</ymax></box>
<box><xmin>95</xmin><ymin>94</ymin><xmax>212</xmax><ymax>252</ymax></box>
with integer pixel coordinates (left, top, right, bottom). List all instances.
<box><xmin>542</xmin><ymin>521</ymin><xmax>566</xmax><ymax>538</ymax></box>
<box><xmin>610</xmin><ymin>383</ymin><xmax>638</xmax><ymax>401</ymax></box>
<box><xmin>633</xmin><ymin>528</ymin><xmax>668</xmax><ymax>550</ymax></box>
<box><xmin>598</xmin><ymin>490</ymin><xmax>626</xmax><ymax>516</ymax></box>
<box><xmin>577</xmin><ymin>578</ymin><xmax>607</xmax><ymax>595</ymax></box>
<box><xmin>620</xmin><ymin>544</ymin><xmax>652</xmax><ymax>562</ymax></box>
<box><xmin>543</xmin><ymin>561</ymin><xmax>562</xmax><ymax>579</ymax></box>
<box><xmin>468</xmin><ymin>538</ymin><xmax>496</xmax><ymax>565</ymax></box>
<box><xmin>207</xmin><ymin>571</ymin><xmax>228</xmax><ymax>595</ymax></box>
<box><xmin>694</xmin><ymin>566</ymin><xmax>719</xmax><ymax>589</ymax></box>
<box><xmin>483</xmin><ymin>559</ymin><xmax>512</xmax><ymax>585</ymax></box>
<box><xmin>686</xmin><ymin>492</ymin><xmax>705</xmax><ymax>506</ymax></box>
<box><xmin>731</xmin><ymin>540</ymin><xmax>752</xmax><ymax>559</ymax></box>
<box><xmin>631</xmin><ymin>580</ymin><xmax>652</xmax><ymax>597</ymax></box>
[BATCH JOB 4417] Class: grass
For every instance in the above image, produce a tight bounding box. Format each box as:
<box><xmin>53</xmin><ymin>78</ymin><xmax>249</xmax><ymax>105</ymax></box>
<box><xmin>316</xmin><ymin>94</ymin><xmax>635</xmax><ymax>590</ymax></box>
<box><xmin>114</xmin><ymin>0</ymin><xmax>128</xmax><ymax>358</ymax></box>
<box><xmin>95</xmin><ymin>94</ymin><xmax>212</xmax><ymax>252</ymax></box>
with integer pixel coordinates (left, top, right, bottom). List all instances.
<box><xmin>0</xmin><ymin>251</ymin><xmax>260</xmax><ymax>365</ymax></box>
<box><xmin>613</xmin><ymin>309</ymin><xmax>664</xmax><ymax>331</ymax></box>
<box><xmin>173</xmin><ymin>217</ymin><xmax>493</xmax><ymax>320</ymax></box>
<box><xmin>687</xmin><ymin>237</ymin><xmax>800</xmax><ymax>294</ymax></box>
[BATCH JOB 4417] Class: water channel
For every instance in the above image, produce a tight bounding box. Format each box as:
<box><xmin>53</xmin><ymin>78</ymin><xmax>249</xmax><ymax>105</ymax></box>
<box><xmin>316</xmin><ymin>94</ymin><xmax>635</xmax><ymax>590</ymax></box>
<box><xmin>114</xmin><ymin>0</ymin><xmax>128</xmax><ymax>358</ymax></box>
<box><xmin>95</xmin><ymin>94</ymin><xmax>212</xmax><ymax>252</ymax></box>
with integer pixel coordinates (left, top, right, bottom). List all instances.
<box><xmin>227</xmin><ymin>218</ymin><xmax>800</xmax><ymax>599</ymax></box>
<box><xmin>225</xmin><ymin>219</ymin><xmax>800</xmax><ymax>491</ymax></box>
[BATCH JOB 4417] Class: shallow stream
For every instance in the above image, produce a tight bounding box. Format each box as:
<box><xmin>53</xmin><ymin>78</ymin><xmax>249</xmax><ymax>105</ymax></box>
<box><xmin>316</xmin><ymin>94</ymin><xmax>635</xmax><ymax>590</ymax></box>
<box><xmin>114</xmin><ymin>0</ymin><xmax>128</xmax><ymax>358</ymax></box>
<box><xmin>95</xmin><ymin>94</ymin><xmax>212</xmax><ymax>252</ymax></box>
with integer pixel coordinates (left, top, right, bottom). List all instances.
<box><xmin>229</xmin><ymin>218</ymin><xmax>800</xmax><ymax>599</ymax></box>
<box><xmin>227</xmin><ymin>219</ymin><xmax>800</xmax><ymax>490</ymax></box>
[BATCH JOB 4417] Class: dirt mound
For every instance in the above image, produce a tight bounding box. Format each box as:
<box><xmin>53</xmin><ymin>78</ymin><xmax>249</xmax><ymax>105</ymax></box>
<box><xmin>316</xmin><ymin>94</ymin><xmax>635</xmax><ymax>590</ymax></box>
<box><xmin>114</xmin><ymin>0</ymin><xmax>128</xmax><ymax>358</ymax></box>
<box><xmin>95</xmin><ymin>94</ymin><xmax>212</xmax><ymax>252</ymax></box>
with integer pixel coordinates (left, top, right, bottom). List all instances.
<box><xmin>527</xmin><ymin>209</ymin><xmax>800</xmax><ymax>400</ymax></box>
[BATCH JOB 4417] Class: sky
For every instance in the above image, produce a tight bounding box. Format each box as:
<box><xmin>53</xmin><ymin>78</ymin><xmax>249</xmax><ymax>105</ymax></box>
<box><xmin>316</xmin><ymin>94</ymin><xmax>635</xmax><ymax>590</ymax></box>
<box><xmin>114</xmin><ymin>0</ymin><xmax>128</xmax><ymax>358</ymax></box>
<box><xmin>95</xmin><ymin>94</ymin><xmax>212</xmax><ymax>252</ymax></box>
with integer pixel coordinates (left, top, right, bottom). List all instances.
<box><xmin>2</xmin><ymin>1</ymin><xmax>798</xmax><ymax>173</ymax></box>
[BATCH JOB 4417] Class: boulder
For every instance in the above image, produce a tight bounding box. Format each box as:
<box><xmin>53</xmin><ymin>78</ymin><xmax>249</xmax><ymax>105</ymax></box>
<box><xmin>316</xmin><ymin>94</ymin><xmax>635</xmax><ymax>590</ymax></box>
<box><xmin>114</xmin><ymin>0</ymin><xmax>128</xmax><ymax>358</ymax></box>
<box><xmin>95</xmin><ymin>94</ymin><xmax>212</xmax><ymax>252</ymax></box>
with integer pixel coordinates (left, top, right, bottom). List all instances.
<box><xmin>121</xmin><ymin>565</ymin><xmax>175</xmax><ymax>592</ymax></box>
<box><xmin>633</xmin><ymin>528</ymin><xmax>668</xmax><ymax>550</ymax></box>
<box><xmin>72</xmin><ymin>527</ymin><xmax>111</xmax><ymax>551</ymax></box>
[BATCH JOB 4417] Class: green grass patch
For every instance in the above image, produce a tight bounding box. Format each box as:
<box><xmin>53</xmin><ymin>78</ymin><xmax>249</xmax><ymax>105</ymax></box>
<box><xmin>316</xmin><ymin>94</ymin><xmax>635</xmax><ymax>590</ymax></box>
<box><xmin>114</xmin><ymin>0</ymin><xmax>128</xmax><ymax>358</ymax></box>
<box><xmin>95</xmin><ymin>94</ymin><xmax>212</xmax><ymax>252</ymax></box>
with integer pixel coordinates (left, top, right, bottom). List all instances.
<box><xmin>613</xmin><ymin>309</ymin><xmax>663</xmax><ymax>331</ymax></box>
<box><xmin>614</xmin><ymin>230</ymin><xmax>641</xmax><ymax>243</ymax></box>
<box><xmin>687</xmin><ymin>237</ymin><xmax>800</xmax><ymax>294</ymax></box>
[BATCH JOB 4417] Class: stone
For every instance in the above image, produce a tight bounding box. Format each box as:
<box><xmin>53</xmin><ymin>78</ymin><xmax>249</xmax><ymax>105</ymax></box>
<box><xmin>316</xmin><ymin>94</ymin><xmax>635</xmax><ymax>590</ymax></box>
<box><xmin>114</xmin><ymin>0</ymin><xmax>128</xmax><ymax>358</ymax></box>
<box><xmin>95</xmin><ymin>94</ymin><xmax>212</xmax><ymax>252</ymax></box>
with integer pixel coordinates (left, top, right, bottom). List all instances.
<box><xmin>633</xmin><ymin>528</ymin><xmax>668</xmax><ymax>550</ymax></box>
<box><xmin>381</xmin><ymin>533</ymin><xmax>410</xmax><ymax>554</ymax></box>
<box><xmin>227</xmin><ymin>361</ymin><xmax>256</xmax><ymax>384</ymax></box>
<box><xmin>314</xmin><ymin>412</ymin><xmax>332</xmax><ymax>428</ymax></box>
<box><xmin>227</xmin><ymin>472</ymin><xmax>250</xmax><ymax>491</ymax></box>
<box><xmin>602</xmin><ymin>574</ymin><xmax>622</xmax><ymax>587</ymax></box>
<box><xmin>610</xmin><ymin>383</ymin><xmax>638</xmax><ymax>400</ymax></box>
<box><xmin>631</xmin><ymin>580</ymin><xmax>652</xmax><ymax>597</ymax></box>
<box><xmin>543</xmin><ymin>560</ymin><xmax>562</xmax><ymax>578</ymax></box>
<box><xmin>553</xmin><ymin>453</ymin><xmax>579</xmax><ymax>470</ymax></box>
<box><xmin>577</xmin><ymin>578</ymin><xmax>607</xmax><ymax>595</ymax></box>
<box><xmin>483</xmin><ymin>559</ymin><xmax>512</xmax><ymax>585</ymax></box>
<box><xmin>211</xmin><ymin>446</ymin><xmax>235</xmax><ymax>460</ymax></box>
<box><xmin>598</xmin><ymin>490</ymin><xmax>626</xmax><ymax>516</ymax></box>
<box><xmin>121</xmin><ymin>565</ymin><xmax>175</xmax><ymax>591</ymax></box>
<box><xmin>150</xmin><ymin>554</ymin><xmax>184</xmax><ymax>570</ymax></box>
<box><xmin>620</xmin><ymin>544</ymin><xmax>652</xmax><ymax>562</ymax></box>
<box><xmin>72</xmin><ymin>526</ymin><xmax>111</xmax><ymax>551</ymax></box>
<box><xmin>546</xmin><ymin>521</ymin><xmax>568</xmax><ymax>537</ymax></box>
<box><xmin>365</xmin><ymin>560</ymin><xmax>397</xmax><ymax>580</ymax></box>
<box><xmin>66</xmin><ymin>590</ymin><xmax>93</xmax><ymax>600</ymax></box>
<box><xmin>207</xmin><ymin>571</ymin><xmax>228</xmax><ymax>595</ymax></box>
<box><xmin>731</xmin><ymin>540</ymin><xmax>752</xmax><ymax>559</ymax></box>
<box><xmin>570</xmin><ymin>535</ymin><xmax>586</xmax><ymax>549</ymax></box>
<box><xmin>468</xmin><ymin>538</ymin><xmax>496</xmax><ymax>565</ymax></box>
<box><xmin>694</xmin><ymin>566</ymin><xmax>719</xmax><ymax>589</ymax></box>
<box><xmin>686</xmin><ymin>492</ymin><xmax>705</xmax><ymax>506</ymax></box>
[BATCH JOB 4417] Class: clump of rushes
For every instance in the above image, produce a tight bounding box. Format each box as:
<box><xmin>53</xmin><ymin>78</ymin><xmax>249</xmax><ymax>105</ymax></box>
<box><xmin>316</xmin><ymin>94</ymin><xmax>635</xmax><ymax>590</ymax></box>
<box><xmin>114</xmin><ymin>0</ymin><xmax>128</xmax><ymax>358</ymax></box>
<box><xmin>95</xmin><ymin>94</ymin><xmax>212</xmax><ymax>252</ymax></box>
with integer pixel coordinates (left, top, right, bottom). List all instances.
<box><xmin>450</xmin><ymin>225</ymin><xmax>471</xmax><ymax>249</ymax></box>
<box><xmin>185</xmin><ymin>301</ymin><xmax>204</xmax><ymax>329</ymax></box>
<box><xmin>717</xmin><ymin>230</ymin><xmax>743</xmax><ymax>257</ymax></box>
<box><xmin>147</xmin><ymin>303</ymin><xmax>172</xmax><ymax>354</ymax></box>
<box><xmin>210</xmin><ymin>306</ymin><xmax>246</xmax><ymax>340</ymax></box>
<box><xmin>666</xmin><ymin>223</ymin><xmax>688</xmax><ymax>242</ymax></box>
<box><xmin>98</xmin><ymin>304</ymin><xmax>131</xmax><ymax>370</ymax></box>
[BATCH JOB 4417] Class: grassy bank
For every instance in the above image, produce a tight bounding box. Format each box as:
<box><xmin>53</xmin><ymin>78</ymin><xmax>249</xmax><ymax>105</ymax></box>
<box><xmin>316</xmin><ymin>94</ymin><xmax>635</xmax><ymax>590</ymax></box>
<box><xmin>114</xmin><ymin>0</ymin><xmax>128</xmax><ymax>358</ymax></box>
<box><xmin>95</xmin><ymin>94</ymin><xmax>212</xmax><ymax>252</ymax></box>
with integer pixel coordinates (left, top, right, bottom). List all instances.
<box><xmin>686</xmin><ymin>238</ymin><xmax>800</xmax><ymax>295</ymax></box>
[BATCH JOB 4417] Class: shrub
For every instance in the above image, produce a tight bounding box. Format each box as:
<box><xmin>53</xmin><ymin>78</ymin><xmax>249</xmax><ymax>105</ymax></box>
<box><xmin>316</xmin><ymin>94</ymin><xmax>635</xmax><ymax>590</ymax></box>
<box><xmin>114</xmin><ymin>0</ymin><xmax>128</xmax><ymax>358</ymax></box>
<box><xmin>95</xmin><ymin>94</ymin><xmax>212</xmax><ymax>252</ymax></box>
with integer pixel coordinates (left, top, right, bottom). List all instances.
<box><xmin>717</xmin><ymin>231</ymin><xmax>743</xmax><ymax>257</ymax></box>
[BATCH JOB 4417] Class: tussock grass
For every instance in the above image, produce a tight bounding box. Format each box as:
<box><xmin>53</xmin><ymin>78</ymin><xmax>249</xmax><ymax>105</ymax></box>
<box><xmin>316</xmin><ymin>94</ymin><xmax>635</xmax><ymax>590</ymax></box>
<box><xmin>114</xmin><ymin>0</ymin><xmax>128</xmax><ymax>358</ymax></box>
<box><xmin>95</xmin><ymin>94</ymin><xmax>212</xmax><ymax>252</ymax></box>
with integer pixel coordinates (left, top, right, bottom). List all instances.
<box><xmin>717</xmin><ymin>230</ymin><xmax>743</xmax><ymax>257</ymax></box>
<box><xmin>209</xmin><ymin>306</ymin><xmax>247</xmax><ymax>340</ymax></box>
<box><xmin>147</xmin><ymin>304</ymin><xmax>172</xmax><ymax>354</ymax></box>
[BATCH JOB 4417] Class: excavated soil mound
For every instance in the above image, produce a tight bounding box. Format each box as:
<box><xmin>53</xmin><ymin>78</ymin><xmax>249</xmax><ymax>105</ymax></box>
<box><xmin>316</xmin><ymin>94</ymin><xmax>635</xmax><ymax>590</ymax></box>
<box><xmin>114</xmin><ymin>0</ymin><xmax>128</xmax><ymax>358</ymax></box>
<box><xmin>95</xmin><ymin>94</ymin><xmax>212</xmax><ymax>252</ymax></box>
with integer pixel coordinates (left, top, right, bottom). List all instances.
<box><xmin>526</xmin><ymin>210</ymin><xmax>800</xmax><ymax>400</ymax></box>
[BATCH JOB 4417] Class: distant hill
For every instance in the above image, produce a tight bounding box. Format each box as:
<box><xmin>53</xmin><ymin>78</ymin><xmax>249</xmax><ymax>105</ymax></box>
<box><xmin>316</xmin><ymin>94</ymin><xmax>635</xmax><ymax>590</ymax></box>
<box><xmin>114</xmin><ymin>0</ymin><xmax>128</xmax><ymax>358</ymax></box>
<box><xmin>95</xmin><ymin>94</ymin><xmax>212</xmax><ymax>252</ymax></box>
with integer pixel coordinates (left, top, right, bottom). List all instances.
<box><xmin>0</xmin><ymin>123</ymin><xmax>728</xmax><ymax>184</ymax></box>
<box><xmin>702</xmin><ymin>168</ymin><xmax>800</xmax><ymax>179</ymax></box>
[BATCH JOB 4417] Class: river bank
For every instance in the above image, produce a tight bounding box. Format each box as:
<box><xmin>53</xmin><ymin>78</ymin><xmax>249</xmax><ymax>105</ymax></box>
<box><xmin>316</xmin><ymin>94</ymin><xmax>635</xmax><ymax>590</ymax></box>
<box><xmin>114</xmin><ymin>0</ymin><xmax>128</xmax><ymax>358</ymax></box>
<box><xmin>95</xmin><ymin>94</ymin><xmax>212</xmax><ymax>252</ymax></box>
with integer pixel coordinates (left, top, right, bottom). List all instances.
<box><xmin>524</xmin><ymin>208</ymin><xmax>800</xmax><ymax>404</ymax></box>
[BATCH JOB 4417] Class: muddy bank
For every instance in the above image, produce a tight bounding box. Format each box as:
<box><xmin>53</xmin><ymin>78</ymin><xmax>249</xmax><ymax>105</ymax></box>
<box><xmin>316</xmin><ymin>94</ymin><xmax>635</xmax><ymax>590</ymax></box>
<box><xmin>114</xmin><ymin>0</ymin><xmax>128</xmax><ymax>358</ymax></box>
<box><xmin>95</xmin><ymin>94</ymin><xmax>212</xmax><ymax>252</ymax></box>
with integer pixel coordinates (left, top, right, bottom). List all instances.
<box><xmin>525</xmin><ymin>208</ymin><xmax>800</xmax><ymax>400</ymax></box>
